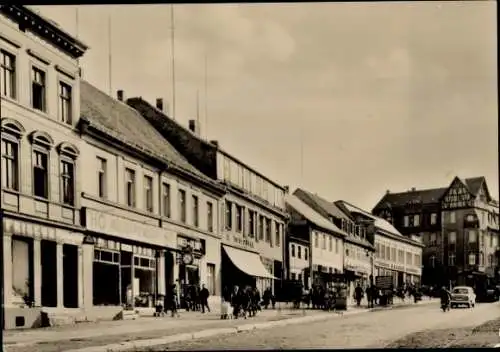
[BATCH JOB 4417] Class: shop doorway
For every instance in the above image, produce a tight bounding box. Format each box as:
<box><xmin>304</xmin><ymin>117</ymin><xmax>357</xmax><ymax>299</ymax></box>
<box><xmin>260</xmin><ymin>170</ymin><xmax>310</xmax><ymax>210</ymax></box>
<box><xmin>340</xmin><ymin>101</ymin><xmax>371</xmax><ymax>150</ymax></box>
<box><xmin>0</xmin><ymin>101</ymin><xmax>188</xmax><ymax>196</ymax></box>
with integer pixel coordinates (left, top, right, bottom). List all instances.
<box><xmin>164</xmin><ymin>251</ymin><xmax>174</xmax><ymax>288</ymax></box>
<box><xmin>221</xmin><ymin>249</ymin><xmax>255</xmax><ymax>292</ymax></box>
<box><xmin>11</xmin><ymin>236</ymin><xmax>34</xmax><ymax>307</ymax></box>
<box><xmin>63</xmin><ymin>244</ymin><xmax>78</xmax><ymax>308</ymax></box>
<box><xmin>41</xmin><ymin>240</ymin><xmax>57</xmax><ymax>307</ymax></box>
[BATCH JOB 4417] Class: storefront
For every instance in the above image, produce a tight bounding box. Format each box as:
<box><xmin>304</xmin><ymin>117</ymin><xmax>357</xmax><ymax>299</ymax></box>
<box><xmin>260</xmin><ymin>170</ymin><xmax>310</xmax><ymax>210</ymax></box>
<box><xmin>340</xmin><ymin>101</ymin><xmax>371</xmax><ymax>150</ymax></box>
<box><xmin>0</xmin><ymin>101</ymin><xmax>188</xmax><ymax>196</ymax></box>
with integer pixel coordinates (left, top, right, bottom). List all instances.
<box><xmin>374</xmin><ymin>260</ymin><xmax>406</xmax><ymax>287</ymax></box>
<box><xmin>83</xmin><ymin>207</ymin><xmax>177</xmax><ymax>310</ymax></box>
<box><xmin>2</xmin><ymin>216</ymin><xmax>85</xmax><ymax>329</ymax></box>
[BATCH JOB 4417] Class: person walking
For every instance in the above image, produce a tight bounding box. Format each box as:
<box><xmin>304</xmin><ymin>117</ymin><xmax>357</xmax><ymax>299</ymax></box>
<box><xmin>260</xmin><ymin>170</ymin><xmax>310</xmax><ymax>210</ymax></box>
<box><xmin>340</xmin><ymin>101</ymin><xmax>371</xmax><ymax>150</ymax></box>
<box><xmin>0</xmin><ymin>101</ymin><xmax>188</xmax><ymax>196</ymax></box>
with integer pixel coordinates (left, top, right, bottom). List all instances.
<box><xmin>167</xmin><ymin>284</ymin><xmax>180</xmax><ymax>318</ymax></box>
<box><xmin>354</xmin><ymin>284</ymin><xmax>364</xmax><ymax>307</ymax></box>
<box><xmin>200</xmin><ymin>284</ymin><xmax>210</xmax><ymax>313</ymax></box>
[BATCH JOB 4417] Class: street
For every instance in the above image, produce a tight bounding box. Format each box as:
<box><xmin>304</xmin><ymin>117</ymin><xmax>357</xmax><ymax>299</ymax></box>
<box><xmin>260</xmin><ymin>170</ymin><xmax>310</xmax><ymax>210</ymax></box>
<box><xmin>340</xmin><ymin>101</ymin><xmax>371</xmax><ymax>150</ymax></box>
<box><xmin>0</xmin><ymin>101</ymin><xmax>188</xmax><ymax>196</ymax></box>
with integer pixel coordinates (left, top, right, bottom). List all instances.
<box><xmin>133</xmin><ymin>302</ymin><xmax>500</xmax><ymax>351</ymax></box>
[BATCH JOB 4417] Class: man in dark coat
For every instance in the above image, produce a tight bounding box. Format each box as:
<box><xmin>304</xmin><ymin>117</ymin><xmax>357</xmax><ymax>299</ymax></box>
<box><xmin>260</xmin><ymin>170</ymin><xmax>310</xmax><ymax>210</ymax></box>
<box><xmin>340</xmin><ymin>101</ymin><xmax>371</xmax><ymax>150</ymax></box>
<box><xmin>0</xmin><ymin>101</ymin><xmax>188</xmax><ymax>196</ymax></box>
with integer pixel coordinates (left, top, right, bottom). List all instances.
<box><xmin>200</xmin><ymin>284</ymin><xmax>210</xmax><ymax>313</ymax></box>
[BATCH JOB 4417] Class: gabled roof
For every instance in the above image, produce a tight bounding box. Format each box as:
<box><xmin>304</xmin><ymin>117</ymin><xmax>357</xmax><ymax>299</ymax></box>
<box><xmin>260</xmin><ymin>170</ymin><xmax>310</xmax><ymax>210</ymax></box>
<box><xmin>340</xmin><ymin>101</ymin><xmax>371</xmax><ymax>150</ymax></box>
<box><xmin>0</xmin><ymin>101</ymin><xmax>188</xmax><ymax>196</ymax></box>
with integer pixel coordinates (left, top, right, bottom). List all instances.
<box><xmin>294</xmin><ymin>188</ymin><xmax>352</xmax><ymax>220</ymax></box>
<box><xmin>80</xmin><ymin>81</ymin><xmax>223</xmax><ymax>192</ymax></box>
<box><xmin>285</xmin><ymin>194</ymin><xmax>345</xmax><ymax>236</ymax></box>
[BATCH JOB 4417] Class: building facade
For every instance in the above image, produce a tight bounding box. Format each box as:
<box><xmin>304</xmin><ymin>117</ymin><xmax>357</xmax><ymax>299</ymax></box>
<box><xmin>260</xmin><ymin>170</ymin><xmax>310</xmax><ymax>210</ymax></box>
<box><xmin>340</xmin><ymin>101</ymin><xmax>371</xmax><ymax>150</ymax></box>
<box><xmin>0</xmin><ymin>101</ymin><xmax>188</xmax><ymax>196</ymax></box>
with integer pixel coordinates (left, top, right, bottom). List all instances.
<box><xmin>285</xmin><ymin>193</ymin><xmax>344</xmax><ymax>289</ymax></box>
<box><xmin>127</xmin><ymin>98</ymin><xmax>288</xmax><ymax>296</ymax></box>
<box><xmin>373</xmin><ymin>176</ymin><xmax>500</xmax><ymax>289</ymax></box>
<box><xmin>1</xmin><ymin>5</ymin><xmax>88</xmax><ymax>329</ymax></box>
<box><xmin>338</xmin><ymin>201</ymin><xmax>423</xmax><ymax>287</ymax></box>
<box><xmin>78</xmin><ymin>84</ymin><xmax>226</xmax><ymax>317</ymax></box>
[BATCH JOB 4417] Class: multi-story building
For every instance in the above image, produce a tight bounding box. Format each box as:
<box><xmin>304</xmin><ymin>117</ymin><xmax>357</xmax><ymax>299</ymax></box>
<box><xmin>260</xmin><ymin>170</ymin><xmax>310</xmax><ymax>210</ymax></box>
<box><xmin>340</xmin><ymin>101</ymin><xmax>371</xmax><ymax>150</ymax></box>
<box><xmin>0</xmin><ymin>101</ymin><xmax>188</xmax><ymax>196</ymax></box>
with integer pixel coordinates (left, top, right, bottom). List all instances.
<box><xmin>285</xmin><ymin>193</ymin><xmax>344</xmax><ymax>289</ymax></box>
<box><xmin>338</xmin><ymin>201</ymin><xmax>423</xmax><ymax>287</ymax></box>
<box><xmin>78</xmin><ymin>85</ymin><xmax>226</xmax><ymax>318</ymax></box>
<box><xmin>1</xmin><ymin>5</ymin><xmax>88</xmax><ymax>329</ymax></box>
<box><xmin>127</xmin><ymin>98</ymin><xmax>288</xmax><ymax>296</ymax></box>
<box><xmin>292</xmin><ymin>190</ymin><xmax>374</xmax><ymax>299</ymax></box>
<box><xmin>372</xmin><ymin>176</ymin><xmax>499</xmax><ymax>289</ymax></box>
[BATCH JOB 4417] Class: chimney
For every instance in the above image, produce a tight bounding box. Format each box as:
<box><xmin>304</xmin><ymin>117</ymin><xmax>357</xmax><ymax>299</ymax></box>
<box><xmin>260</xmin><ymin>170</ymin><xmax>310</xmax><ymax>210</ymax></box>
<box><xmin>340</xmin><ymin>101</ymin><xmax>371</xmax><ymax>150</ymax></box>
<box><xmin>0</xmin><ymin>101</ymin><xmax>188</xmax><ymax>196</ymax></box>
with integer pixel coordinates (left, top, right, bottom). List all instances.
<box><xmin>117</xmin><ymin>90</ymin><xmax>124</xmax><ymax>101</ymax></box>
<box><xmin>210</xmin><ymin>140</ymin><xmax>219</xmax><ymax>148</ymax></box>
<box><xmin>411</xmin><ymin>187</ymin><xmax>416</xmax><ymax>192</ymax></box>
<box><xmin>386</xmin><ymin>190</ymin><xmax>390</xmax><ymax>194</ymax></box>
<box><xmin>188</xmin><ymin>119</ymin><xmax>200</xmax><ymax>136</ymax></box>
<box><xmin>156</xmin><ymin>98</ymin><xmax>164</xmax><ymax>112</ymax></box>
<box><xmin>284</xmin><ymin>186</ymin><xmax>290</xmax><ymax>194</ymax></box>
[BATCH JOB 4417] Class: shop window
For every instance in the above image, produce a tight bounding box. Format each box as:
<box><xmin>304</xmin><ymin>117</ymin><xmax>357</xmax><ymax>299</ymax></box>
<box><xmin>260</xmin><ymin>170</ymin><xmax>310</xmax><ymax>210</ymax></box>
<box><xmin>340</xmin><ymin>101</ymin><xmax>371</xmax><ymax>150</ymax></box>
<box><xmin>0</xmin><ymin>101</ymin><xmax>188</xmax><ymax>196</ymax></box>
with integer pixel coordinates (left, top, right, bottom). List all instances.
<box><xmin>1</xmin><ymin>120</ymin><xmax>24</xmax><ymax>191</ymax></box>
<box><xmin>206</xmin><ymin>263</ymin><xmax>216</xmax><ymax>295</ymax></box>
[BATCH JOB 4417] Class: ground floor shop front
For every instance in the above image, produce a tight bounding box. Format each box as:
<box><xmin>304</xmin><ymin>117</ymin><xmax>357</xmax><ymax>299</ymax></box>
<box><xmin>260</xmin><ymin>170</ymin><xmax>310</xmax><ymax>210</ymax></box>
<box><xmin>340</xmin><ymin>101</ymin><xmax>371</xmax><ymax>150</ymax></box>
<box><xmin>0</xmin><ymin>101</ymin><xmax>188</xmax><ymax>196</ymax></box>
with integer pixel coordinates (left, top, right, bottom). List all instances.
<box><xmin>375</xmin><ymin>262</ymin><xmax>422</xmax><ymax>288</ymax></box>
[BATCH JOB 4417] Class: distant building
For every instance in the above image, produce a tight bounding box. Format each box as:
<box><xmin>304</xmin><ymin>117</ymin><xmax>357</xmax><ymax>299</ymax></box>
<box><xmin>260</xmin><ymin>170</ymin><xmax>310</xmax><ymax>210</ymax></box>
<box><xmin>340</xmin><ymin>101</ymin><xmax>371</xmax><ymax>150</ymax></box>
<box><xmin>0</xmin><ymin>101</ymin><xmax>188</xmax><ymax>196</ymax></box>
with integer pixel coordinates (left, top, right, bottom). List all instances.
<box><xmin>127</xmin><ymin>98</ymin><xmax>288</xmax><ymax>296</ymax></box>
<box><xmin>285</xmin><ymin>193</ymin><xmax>344</xmax><ymax>289</ymax></box>
<box><xmin>336</xmin><ymin>201</ymin><xmax>423</xmax><ymax>287</ymax></box>
<box><xmin>372</xmin><ymin>176</ymin><xmax>500</xmax><ymax>289</ymax></box>
<box><xmin>1</xmin><ymin>5</ymin><xmax>88</xmax><ymax>329</ymax></box>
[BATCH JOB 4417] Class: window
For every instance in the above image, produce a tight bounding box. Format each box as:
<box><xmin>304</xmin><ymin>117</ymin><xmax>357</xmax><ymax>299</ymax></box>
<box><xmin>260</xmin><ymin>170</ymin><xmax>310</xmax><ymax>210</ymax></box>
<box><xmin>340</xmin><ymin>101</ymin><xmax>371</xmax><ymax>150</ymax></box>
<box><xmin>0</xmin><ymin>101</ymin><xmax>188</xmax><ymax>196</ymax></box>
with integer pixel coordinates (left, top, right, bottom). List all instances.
<box><xmin>430</xmin><ymin>213</ymin><xmax>437</xmax><ymax>225</ymax></box>
<box><xmin>298</xmin><ymin>245</ymin><xmax>302</xmax><ymax>259</ymax></box>
<box><xmin>291</xmin><ymin>244</ymin><xmax>296</xmax><ymax>257</ymax></box>
<box><xmin>192</xmin><ymin>195</ymin><xmax>199</xmax><ymax>227</ymax></box>
<box><xmin>60</xmin><ymin>159</ymin><xmax>75</xmax><ymax>205</ymax></box>
<box><xmin>33</xmin><ymin>150</ymin><xmax>48</xmax><ymax>198</ymax></box>
<box><xmin>223</xmin><ymin>157</ymin><xmax>230</xmax><ymax>180</ymax></box>
<box><xmin>1</xmin><ymin>139</ymin><xmax>18</xmax><ymax>191</ymax></box>
<box><xmin>468</xmin><ymin>230</ymin><xmax>477</xmax><ymax>243</ymax></box>
<box><xmin>385</xmin><ymin>246</ymin><xmax>390</xmax><ymax>260</ymax></box>
<box><xmin>248</xmin><ymin>210</ymin><xmax>255</xmax><ymax>237</ymax></box>
<box><xmin>413</xmin><ymin>254</ymin><xmax>420</xmax><ymax>267</ymax></box>
<box><xmin>468</xmin><ymin>253</ymin><xmax>476</xmax><ymax>266</ymax></box>
<box><xmin>258</xmin><ymin>215</ymin><xmax>264</xmax><ymax>240</ymax></box>
<box><xmin>450</xmin><ymin>211</ymin><xmax>456</xmax><ymax>224</ymax></box>
<box><xmin>275</xmin><ymin>222</ymin><xmax>280</xmax><ymax>247</ymax></box>
<box><xmin>429</xmin><ymin>255</ymin><xmax>436</xmax><ymax>268</ymax></box>
<box><xmin>265</xmin><ymin>218</ymin><xmax>272</xmax><ymax>243</ymax></box>
<box><xmin>291</xmin><ymin>273</ymin><xmax>296</xmax><ymax>281</ymax></box>
<box><xmin>488</xmin><ymin>254</ymin><xmax>494</xmax><ymax>267</ymax></box>
<box><xmin>97</xmin><ymin>157</ymin><xmax>107</xmax><ymax>199</ymax></box>
<box><xmin>206</xmin><ymin>263</ymin><xmax>216</xmax><ymax>295</ymax></box>
<box><xmin>125</xmin><ymin>168</ymin><xmax>136</xmax><ymax>207</ymax></box>
<box><xmin>304</xmin><ymin>247</ymin><xmax>309</xmax><ymax>260</ymax></box>
<box><xmin>479</xmin><ymin>252</ymin><xmax>484</xmax><ymax>266</ymax></box>
<box><xmin>298</xmin><ymin>274</ymin><xmax>302</xmax><ymax>282</ymax></box>
<box><xmin>448</xmin><ymin>252</ymin><xmax>456</xmax><ymax>266</ymax></box>
<box><xmin>162</xmin><ymin>183</ymin><xmax>171</xmax><ymax>218</ymax></box>
<box><xmin>406</xmin><ymin>252</ymin><xmax>412</xmax><ymax>265</ymax></box>
<box><xmin>335</xmin><ymin>238</ymin><xmax>339</xmax><ymax>254</ymax></box>
<box><xmin>398</xmin><ymin>250</ymin><xmax>404</xmax><ymax>264</ymax></box>
<box><xmin>391</xmin><ymin>248</ymin><xmax>396</xmax><ymax>262</ymax></box>
<box><xmin>58</xmin><ymin>81</ymin><xmax>72</xmax><ymax>124</ymax></box>
<box><xmin>321</xmin><ymin>234</ymin><xmax>326</xmax><ymax>250</ymax></box>
<box><xmin>314</xmin><ymin>232</ymin><xmax>319</xmax><ymax>248</ymax></box>
<box><xmin>329</xmin><ymin>236</ymin><xmax>333</xmax><ymax>251</ymax></box>
<box><xmin>225</xmin><ymin>201</ymin><xmax>233</xmax><ymax>231</ymax></box>
<box><xmin>179</xmin><ymin>189</ymin><xmax>186</xmax><ymax>223</ymax></box>
<box><xmin>207</xmin><ymin>201</ymin><xmax>213</xmax><ymax>232</ymax></box>
<box><xmin>414</xmin><ymin>214</ymin><xmax>420</xmax><ymax>226</ymax></box>
<box><xmin>235</xmin><ymin>204</ymin><xmax>242</xmax><ymax>232</ymax></box>
<box><xmin>404</xmin><ymin>216</ymin><xmax>409</xmax><ymax>227</ymax></box>
<box><xmin>31</xmin><ymin>67</ymin><xmax>46</xmax><ymax>112</ymax></box>
<box><xmin>430</xmin><ymin>233</ymin><xmax>437</xmax><ymax>246</ymax></box>
<box><xmin>448</xmin><ymin>231</ymin><xmax>457</xmax><ymax>244</ymax></box>
<box><xmin>144</xmin><ymin>176</ymin><xmax>153</xmax><ymax>212</ymax></box>
<box><xmin>1</xmin><ymin>50</ymin><xmax>16</xmax><ymax>99</ymax></box>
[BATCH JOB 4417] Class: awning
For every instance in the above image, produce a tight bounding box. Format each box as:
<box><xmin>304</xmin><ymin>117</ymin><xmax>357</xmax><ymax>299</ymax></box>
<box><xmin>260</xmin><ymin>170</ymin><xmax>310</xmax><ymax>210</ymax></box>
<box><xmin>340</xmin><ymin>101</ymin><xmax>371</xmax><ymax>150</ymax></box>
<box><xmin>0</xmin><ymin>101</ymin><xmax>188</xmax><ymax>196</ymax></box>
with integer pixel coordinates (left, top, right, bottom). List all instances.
<box><xmin>223</xmin><ymin>245</ymin><xmax>277</xmax><ymax>280</ymax></box>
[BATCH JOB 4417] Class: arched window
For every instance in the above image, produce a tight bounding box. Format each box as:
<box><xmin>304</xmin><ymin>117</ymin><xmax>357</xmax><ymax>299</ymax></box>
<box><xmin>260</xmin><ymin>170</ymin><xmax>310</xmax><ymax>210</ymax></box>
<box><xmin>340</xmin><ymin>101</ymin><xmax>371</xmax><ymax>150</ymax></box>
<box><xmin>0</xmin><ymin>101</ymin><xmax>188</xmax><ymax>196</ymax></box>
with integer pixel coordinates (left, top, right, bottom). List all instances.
<box><xmin>1</xmin><ymin>118</ymin><xmax>25</xmax><ymax>191</ymax></box>
<box><xmin>29</xmin><ymin>130</ymin><xmax>54</xmax><ymax>199</ymax></box>
<box><xmin>57</xmin><ymin>142</ymin><xmax>79</xmax><ymax>206</ymax></box>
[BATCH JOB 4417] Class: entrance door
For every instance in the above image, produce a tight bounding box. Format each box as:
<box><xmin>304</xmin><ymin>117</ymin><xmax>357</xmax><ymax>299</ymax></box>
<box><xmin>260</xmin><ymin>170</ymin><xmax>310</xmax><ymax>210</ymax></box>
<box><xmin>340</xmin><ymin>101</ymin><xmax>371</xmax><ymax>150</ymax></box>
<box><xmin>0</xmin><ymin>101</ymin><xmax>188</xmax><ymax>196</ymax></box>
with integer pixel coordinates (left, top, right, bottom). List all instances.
<box><xmin>41</xmin><ymin>240</ymin><xmax>57</xmax><ymax>307</ymax></box>
<box><xmin>63</xmin><ymin>244</ymin><xmax>78</xmax><ymax>308</ymax></box>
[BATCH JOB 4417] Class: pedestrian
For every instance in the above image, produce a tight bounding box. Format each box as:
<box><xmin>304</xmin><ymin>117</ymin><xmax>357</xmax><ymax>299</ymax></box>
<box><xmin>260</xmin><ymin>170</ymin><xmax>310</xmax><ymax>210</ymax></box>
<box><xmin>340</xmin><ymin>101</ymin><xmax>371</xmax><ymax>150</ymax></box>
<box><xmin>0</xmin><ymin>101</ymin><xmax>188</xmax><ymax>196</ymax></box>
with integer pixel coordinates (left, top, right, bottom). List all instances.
<box><xmin>200</xmin><ymin>284</ymin><xmax>210</xmax><ymax>313</ymax></box>
<box><xmin>231</xmin><ymin>285</ymin><xmax>240</xmax><ymax>319</ymax></box>
<box><xmin>167</xmin><ymin>284</ymin><xmax>180</xmax><ymax>318</ymax></box>
<box><xmin>354</xmin><ymin>284</ymin><xmax>364</xmax><ymax>307</ymax></box>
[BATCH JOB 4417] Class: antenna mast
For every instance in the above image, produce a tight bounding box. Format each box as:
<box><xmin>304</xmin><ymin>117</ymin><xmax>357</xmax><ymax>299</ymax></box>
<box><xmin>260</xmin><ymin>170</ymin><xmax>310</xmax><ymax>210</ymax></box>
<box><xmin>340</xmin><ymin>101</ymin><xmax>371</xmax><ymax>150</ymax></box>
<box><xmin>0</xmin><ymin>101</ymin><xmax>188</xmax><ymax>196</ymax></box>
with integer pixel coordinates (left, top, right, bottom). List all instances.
<box><xmin>108</xmin><ymin>14</ymin><xmax>113</xmax><ymax>96</ymax></box>
<box><xmin>170</xmin><ymin>4</ymin><xmax>176</xmax><ymax>120</ymax></box>
<box><xmin>204</xmin><ymin>53</ymin><xmax>208</xmax><ymax>140</ymax></box>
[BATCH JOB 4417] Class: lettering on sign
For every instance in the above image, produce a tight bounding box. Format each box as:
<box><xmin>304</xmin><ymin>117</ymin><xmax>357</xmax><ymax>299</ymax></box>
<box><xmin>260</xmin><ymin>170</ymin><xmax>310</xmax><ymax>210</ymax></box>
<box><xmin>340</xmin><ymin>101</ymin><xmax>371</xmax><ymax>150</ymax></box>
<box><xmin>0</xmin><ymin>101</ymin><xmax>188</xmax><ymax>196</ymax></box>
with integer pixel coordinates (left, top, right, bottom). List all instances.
<box><xmin>442</xmin><ymin>185</ymin><xmax>473</xmax><ymax>209</ymax></box>
<box><xmin>232</xmin><ymin>236</ymin><xmax>255</xmax><ymax>249</ymax></box>
<box><xmin>84</xmin><ymin>208</ymin><xmax>174</xmax><ymax>248</ymax></box>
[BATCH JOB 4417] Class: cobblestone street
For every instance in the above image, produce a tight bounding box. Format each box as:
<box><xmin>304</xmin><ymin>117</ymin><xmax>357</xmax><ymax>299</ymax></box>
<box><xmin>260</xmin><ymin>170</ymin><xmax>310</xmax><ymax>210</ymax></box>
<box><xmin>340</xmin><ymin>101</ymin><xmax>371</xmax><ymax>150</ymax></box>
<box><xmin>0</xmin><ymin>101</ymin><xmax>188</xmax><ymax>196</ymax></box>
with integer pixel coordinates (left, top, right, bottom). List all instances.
<box><xmin>133</xmin><ymin>303</ymin><xmax>500</xmax><ymax>351</ymax></box>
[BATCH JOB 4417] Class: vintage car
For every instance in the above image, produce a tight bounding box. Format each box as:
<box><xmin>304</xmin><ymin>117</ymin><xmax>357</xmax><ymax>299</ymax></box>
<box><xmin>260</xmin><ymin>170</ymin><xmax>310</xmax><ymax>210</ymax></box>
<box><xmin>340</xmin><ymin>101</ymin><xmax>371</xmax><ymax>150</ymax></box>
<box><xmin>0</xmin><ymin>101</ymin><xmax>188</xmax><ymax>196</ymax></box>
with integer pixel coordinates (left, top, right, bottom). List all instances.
<box><xmin>450</xmin><ymin>286</ymin><xmax>476</xmax><ymax>308</ymax></box>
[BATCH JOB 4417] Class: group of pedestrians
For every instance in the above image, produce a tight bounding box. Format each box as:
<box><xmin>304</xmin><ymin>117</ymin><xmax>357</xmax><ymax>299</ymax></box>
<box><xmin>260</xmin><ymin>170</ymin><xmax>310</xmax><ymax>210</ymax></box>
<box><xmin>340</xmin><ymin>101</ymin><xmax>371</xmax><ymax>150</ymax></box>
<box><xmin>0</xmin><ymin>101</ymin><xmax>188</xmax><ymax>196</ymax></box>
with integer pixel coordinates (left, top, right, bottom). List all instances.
<box><xmin>222</xmin><ymin>286</ymin><xmax>275</xmax><ymax>319</ymax></box>
<box><xmin>155</xmin><ymin>283</ymin><xmax>211</xmax><ymax>318</ymax></box>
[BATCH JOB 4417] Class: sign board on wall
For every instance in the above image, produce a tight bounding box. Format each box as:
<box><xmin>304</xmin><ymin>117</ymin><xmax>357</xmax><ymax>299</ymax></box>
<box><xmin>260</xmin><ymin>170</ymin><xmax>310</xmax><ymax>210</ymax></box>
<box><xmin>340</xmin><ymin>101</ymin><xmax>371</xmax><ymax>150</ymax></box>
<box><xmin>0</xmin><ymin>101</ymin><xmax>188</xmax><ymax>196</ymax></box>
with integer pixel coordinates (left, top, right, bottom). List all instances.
<box><xmin>83</xmin><ymin>207</ymin><xmax>176</xmax><ymax>248</ymax></box>
<box><xmin>222</xmin><ymin>234</ymin><xmax>255</xmax><ymax>251</ymax></box>
<box><xmin>442</xmin><ymin>183</ymin><xmax>474</xmax><ymax>209</ymax></box>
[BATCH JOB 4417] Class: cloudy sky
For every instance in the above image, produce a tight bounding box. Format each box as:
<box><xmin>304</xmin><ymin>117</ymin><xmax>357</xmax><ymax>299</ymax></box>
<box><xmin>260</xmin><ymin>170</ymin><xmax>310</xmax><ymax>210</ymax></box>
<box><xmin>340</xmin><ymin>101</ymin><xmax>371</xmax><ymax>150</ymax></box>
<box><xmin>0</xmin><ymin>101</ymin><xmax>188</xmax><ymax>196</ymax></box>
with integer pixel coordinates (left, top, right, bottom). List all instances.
<box><xmin>35</xmin><ymin>2</ymin><xmax>497</xmax><ymax>210</ymax></box>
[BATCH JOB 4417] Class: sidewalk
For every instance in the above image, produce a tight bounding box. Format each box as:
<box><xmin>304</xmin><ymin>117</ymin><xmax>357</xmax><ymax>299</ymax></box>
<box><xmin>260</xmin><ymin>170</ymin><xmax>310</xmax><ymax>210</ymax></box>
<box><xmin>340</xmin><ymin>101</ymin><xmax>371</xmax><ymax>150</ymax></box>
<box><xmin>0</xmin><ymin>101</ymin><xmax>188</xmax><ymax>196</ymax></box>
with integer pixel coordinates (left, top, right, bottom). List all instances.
<box><xmin>3</xmin><ymin>299</ymin><xmax>438</xmax><ymax>352</ymax></box>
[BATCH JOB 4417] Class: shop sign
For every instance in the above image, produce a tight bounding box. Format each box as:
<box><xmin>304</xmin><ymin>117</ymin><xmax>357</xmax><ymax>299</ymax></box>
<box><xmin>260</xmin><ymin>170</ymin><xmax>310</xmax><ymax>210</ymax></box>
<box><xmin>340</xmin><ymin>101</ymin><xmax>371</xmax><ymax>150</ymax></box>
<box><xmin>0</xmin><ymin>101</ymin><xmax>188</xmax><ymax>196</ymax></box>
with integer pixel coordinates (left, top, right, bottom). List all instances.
<box><xmin>375</xmin><ymin>259</ymin><xmax>404</xmax><ymax>272</ymax></box>
<box><xmin>83</xmin><ymin>208</ymin><xmax>175</xmax><ymax>248</ymax></box>
<box><xmin>405</xmin><ymin>267</ymin><xmax>420</xmax><ymax>274</ymax></box>
<box><xmin>232</xmin><ymin>236</ymin><xmax>255</xmax><ymax>249</ymax></box>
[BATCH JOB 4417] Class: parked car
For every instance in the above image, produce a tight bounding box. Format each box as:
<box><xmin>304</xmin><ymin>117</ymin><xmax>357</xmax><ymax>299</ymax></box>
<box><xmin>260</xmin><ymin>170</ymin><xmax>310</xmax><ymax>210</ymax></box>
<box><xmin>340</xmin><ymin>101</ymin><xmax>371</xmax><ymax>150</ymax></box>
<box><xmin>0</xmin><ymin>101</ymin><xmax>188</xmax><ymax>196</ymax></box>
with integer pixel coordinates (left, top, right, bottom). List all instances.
<box><xmin>450</xmin><ymin>286</ymin><xmax>476</xmax><ymax>308</ymax></box>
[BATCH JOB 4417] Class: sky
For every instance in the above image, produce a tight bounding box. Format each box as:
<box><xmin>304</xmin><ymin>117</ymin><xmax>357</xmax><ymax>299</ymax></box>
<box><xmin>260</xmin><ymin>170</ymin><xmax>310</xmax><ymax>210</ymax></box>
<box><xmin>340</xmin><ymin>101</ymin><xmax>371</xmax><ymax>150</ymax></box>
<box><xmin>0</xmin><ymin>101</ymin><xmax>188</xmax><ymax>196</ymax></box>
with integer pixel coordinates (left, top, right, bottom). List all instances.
<box><xmin>34</xmin><ymin>2</ymin><xmax>498</xmax><ymax>210</ymax></box>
